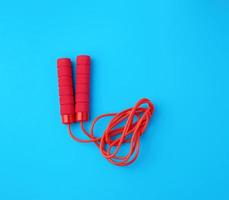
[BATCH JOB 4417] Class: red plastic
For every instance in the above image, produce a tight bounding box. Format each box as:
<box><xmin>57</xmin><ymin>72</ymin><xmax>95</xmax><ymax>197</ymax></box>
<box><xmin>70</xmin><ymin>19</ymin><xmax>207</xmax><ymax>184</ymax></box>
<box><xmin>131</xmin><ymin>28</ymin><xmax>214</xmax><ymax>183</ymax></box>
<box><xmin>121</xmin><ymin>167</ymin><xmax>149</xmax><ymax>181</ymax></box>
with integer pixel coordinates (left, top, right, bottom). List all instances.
<box><xmin>68</xmin><ymin>98</ymin><xmax>154</xmax><ymax>166</ymax></box>
<box><xmin>56</xmin><ymin>55</ymin><xmax>155</xmax><ymax>166</ymax></box>
<box><xmin>57</xmin><ymin>58</ymin><xmax>75</xmax><ymax>124</ymax></box>
<box><xmin>75</xmin><ymin>55</ymin><xmax>90</xmax><ymax>121</ymax></box>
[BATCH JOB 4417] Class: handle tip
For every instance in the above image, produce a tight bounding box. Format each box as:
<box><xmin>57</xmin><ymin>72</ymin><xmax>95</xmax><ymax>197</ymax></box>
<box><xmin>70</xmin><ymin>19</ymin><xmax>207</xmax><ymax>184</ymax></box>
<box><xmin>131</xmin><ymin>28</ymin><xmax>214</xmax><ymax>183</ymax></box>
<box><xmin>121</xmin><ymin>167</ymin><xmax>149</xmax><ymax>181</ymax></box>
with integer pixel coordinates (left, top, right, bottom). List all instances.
<box><xmin>77</xmin><ymin>55</ymin><xmax>91</xmax><ymax>65</ymax></box>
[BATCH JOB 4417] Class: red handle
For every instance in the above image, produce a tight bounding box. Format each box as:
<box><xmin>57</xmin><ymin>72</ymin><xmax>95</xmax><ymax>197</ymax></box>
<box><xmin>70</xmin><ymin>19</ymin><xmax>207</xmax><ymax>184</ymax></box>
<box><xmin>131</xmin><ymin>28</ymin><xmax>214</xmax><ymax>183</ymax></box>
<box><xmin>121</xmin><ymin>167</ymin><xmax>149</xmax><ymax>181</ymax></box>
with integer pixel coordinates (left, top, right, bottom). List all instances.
<box><xmin>75</xmin><ymin>55</ymin><xmax>91</xmax><ymax>121</ymax></box>
<box><xmin>57</xmin><ymin>58</ymin><xmax>75</xmax><ymax>124</ymax></box>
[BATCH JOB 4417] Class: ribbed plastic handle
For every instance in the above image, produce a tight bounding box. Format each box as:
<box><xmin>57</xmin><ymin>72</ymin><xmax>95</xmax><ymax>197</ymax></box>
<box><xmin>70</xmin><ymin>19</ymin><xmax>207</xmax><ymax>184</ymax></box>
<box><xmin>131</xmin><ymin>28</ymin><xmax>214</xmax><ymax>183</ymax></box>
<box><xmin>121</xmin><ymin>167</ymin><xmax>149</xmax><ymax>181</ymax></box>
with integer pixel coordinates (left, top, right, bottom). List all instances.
<box><xmin>57</xmin><ymin>58</ymin><xmax>75</xmax><ymax>124</ymax></box>
<box><xmin>75</xmin><ymin>55</ymin><xmax>91</xmax><ymax>121</ymax></box>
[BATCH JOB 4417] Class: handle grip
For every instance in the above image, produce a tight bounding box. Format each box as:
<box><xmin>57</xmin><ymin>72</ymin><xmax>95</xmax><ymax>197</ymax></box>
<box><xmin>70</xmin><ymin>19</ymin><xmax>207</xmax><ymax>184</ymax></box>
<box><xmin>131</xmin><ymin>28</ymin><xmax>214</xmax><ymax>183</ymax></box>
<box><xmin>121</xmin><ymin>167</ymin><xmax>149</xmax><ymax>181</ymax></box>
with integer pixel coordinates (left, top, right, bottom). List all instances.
<box><xmin>57</xmin><ymin>58</ymin><xmax>75</xmax><ymax>124</ymax></box>
<box><xmin>75</xmin><ymin>55</ymin><xmax>91</xmax><ymax>121</ymax></box>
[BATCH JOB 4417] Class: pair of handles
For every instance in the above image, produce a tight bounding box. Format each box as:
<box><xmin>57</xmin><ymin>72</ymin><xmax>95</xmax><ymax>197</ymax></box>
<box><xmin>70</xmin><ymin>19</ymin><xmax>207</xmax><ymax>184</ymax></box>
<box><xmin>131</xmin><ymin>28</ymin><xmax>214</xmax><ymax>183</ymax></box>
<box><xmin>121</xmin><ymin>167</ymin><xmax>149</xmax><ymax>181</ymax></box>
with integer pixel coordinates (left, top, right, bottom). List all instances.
<box><xmin>57</xmin><ymin>55</ymin><xmax>90</xmax><ymax>124</ymax></box>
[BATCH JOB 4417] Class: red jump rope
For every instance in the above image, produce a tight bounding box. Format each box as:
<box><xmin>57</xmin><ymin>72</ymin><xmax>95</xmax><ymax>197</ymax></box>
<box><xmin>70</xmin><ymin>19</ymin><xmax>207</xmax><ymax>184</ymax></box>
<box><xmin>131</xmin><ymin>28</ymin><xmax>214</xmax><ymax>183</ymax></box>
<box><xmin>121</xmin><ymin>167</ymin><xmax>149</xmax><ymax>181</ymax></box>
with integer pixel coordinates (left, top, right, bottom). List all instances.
<box><xmin>57</xmin><ymin>55</ymin><xmax>154</xmax><ymax>166</ymax></box>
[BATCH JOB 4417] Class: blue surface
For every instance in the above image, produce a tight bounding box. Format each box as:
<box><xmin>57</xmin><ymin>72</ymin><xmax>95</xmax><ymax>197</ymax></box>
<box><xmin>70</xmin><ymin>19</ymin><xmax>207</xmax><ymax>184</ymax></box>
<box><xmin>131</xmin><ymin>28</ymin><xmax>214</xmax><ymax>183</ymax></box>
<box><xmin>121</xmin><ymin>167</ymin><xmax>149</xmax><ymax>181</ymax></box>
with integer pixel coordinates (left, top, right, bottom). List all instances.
<box><xmin>0</xmin><ymin>0</ymin><xmax>229</xmax><ymax>199</ymax></box>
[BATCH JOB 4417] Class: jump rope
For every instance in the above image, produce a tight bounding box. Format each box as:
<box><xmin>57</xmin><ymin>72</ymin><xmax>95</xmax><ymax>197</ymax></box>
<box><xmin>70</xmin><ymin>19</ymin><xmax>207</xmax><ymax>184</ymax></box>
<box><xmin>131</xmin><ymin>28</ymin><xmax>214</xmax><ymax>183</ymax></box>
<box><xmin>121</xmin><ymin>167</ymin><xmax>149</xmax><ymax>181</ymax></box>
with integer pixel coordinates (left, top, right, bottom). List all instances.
<box><xmin>57</xmin><ymin>55</ymin><xmax>154</xmax><ymax>166</ymax></box>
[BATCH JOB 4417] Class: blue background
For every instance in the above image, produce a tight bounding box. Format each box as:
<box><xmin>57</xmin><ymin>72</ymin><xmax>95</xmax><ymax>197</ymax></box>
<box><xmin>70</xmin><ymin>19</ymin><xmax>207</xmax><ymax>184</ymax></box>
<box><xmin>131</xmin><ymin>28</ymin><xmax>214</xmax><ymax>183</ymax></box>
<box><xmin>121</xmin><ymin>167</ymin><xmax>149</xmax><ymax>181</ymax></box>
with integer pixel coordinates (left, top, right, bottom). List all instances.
<box><xmin>0</xmin><ymin>0</ymin><xmax>229</xmax><ymax>199</ymax></box>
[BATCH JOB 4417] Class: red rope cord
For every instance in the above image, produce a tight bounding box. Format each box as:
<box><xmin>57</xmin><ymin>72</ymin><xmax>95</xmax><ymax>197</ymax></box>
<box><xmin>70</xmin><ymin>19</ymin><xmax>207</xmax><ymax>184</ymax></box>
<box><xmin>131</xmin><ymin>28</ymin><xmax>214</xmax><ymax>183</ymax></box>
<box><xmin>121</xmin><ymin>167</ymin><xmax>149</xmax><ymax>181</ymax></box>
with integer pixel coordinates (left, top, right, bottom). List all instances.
<box><xmin>68</xmin><ymin>98</ymin><xmax>154</xmax><ymax>166</ymax></box>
